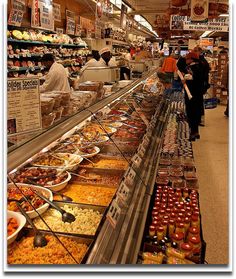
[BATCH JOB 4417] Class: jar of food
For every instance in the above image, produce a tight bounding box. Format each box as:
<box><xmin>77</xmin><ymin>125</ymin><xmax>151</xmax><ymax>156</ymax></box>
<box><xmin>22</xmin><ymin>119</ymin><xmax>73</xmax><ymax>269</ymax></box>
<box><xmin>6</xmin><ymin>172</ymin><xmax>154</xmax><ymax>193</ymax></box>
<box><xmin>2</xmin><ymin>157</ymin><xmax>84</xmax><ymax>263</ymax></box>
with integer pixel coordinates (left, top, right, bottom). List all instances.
<box><xmin>149</xmin><ymin>225</ymin><xmax>156</xmax><ymax>237</ymax></box>
<box><xmin>173</xmin><ymin>208</ymin><xmax>179</xmax><ymax>214</ymax></box>
<box><xmin>185</xmin><ymin>206</ymin><xmax>191</xmax><ymax>212</ymax></box>
<box><xmin>183</xmin><ymin>188</ymin><xmax>189</xmax><ymax>198</ymax></box>
<box><xmin>176</xmin><ymin>217</ymin><xmax>183</xmax><ymax>224</ymax></box>
<box><xmin>157</xmin><ymin>226</ymin><xmax>165</xmax><ymax>241</ymax></box>
<box><xmin>162</xmin><ymin>220</ymin><xmax>168</xmax><ymax>236</ymax></box>
<box><xmin>186</xmin><ymin>212</ymin><xmax>192</xmax><ymax>219</ymax></box>
<box><xmin>171</xmin><ymin>232</ymin><xmax>184</xmax><ymax>248</ymax></box>
<box><xmin>152</xmin><ymin>206</ymin><xmax>159</xmax><ymax>212</ymax></box>
<box><xmin>170</xmin><ymin>212</ymin><xmax>176</xmax><ymax>219</ymax></box>
<box><xmin>187</xmin><ymin>226</ymin><xmax>200</xmax><ymax>240</ymax></box>
<box><xmin>152</xmin><ymin>220</ymin><xmax>159</xmax><ymax>229</ymax></box>
<box><xmin>165</xmin><ymin>247</ymin><xmax>185</xmax><ymax>260</ymax></box>
<box><xmin>175</xmin><ymin>222</ymin><xmax>185</xmax><ymax>235</ymax></box>
<box><xmin>180</xmin><ymin>242</ymin><xmax>194</xmax><ymax>258</ymax></box>
<box><xmin>188</xmin><ymin>235</ymin><xmax>201</xmax><ymax>254</ymax></box>
<box><xmin>166</xmin><ymin>208</ymin><xmax>171</xmax><ymax>215</ymax></box>
<box><xmin>152</xmin><ymin>211</ymin><xmax>159</xmax><ymax>219</ymax></box>
<box><xmin>178</xmin><ymin>213</ymin><xmax>184</xmax><ymax>219</ymax></box>
<box><xmin>168</xmin><ymin>219</ymin><xmax>175</xmax><ymax>237</ymax></box>
<box><xmin>184</xmin><ymin>217</ymin><xmax>191</xmax><ymax>234</ymax></box>
<box><xmin>168</xmin><ymin>203</ymin><xmax>174</xmax><ymax>209</ymax></box>
<box><xmin>191</xmin><ymin>213</ymin><xmax>200</xmax><ymax>227</ymax></box>
<box><xmin>159</xmin><ymin>209</ymin><xmax>166</xmax><ymax>218</ymax></box>
<box><xmin>168</xmin><ymin>198</ymin><xmax>174</xmax><ymax>204</ymax></box>
<box><xmin>154</xmin><ymin>201</ymin><xmax>161</xmax><ymax>207</ymax></box>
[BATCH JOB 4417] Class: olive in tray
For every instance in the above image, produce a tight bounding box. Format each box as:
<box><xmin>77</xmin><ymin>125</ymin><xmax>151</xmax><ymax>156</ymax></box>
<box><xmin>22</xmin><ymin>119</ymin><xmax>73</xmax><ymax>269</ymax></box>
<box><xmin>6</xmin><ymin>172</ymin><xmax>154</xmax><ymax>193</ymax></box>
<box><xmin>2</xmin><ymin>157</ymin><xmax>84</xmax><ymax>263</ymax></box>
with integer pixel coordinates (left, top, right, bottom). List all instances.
<box><xmin>12</xmin><ymin>167</ymin><xmax>69</xmax><ymax>187</ymax></box>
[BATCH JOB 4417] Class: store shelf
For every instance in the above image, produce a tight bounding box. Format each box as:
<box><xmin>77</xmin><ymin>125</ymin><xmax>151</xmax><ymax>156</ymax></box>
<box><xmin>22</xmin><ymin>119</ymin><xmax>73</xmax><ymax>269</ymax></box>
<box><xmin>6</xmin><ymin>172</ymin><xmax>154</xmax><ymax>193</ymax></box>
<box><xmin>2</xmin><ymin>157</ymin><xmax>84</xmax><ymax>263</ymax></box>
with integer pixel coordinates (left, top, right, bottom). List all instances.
<box><xmin>7</xmin><ymin>69</ymin><xmax>155</xmax><ymax>173</ymax></box>
<box><xmin>8</xmin><ymin>66</ymin><xmax>46</xmax><ymax>72</ymax></box>
<box><xmin>105</xmin><ymin>38</ymin><xmax>130</xmax><ymax>46</ymax></box>
<box><xmin>8</xmin><ymin>38</ymin><xmax>87</xmax><ymax>48</ymax></box>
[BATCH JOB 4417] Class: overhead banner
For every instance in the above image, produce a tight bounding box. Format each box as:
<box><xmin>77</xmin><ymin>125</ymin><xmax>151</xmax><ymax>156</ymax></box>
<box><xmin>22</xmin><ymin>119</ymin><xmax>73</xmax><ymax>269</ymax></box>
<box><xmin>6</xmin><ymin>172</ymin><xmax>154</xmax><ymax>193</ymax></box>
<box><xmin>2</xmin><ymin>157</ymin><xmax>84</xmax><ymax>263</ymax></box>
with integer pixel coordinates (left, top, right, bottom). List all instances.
<box><xmin>31</xmin><ymin>0</ymin><xmax>54</xmax><ymax>31</ymax></box>
<box><xmin>8</xmin><ymin>0</ymin><xmax>25</xmax><ymax>26</ymax></box>
<box><xmin>170</xmin><ymin>15</ymin><xmax>229</xmax><ymax>32</ymax></box>
<box><xmin>7</xmin><ymin>78</ymin><xmax>42</xmax><ymax>135</ymax></box>
<box><xmin>191</xmin><ymin>0</ymin><xmax>209</xmax><ymax>21</ymax></box>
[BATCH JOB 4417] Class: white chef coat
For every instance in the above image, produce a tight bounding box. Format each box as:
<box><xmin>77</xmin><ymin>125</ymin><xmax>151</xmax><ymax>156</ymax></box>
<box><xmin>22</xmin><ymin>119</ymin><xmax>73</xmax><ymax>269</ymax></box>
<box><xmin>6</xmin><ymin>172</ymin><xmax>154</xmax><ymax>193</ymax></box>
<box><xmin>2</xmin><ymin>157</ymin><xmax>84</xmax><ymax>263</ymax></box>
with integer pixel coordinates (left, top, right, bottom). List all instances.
<box><xmin>40</xmin><ymin>62</ymin><xmax>70</xmax><ymax>93</ymax></box>
<box><xmin>80</xmin><ymin>58</ymin><xmax>99</xmax><ymax>73</ymax></box>
<box><xmin>96</xmin><ymin>57</ymin><xmax>117</xmax><ymax>67</ymax></box>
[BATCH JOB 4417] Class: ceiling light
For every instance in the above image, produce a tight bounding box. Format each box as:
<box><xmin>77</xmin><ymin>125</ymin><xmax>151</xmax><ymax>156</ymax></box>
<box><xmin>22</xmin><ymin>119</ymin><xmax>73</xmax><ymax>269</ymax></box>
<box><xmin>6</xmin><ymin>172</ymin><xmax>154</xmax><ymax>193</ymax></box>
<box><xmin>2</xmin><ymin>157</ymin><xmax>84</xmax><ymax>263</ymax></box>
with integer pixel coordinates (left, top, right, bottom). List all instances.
<box><xmin>200</xmin><ymin>31</ymin><xmax>212</xmax><ymax>38</ymax></box>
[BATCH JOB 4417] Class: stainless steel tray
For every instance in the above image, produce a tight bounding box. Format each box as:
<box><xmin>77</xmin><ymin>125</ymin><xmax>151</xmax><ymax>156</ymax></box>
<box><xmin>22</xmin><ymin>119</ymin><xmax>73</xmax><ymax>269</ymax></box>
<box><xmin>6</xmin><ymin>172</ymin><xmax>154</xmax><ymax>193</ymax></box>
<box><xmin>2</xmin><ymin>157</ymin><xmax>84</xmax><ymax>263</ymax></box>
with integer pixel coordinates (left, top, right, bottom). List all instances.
<box><xmin>13</xmin><ymin>228</ymin><xmax>94</xmax><ymax>264</ymax></box>
<box><xmin>29</xmin><ymin>201</ymin><xmax>107</xmax><ymax>239</ymax></box>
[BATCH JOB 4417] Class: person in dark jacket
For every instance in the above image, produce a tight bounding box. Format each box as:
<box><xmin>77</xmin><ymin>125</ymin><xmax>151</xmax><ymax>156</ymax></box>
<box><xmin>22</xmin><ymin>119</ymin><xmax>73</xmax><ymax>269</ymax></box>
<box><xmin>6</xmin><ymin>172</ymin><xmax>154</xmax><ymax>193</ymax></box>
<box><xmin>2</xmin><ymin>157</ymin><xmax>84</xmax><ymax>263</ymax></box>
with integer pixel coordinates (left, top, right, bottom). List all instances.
<box><xmin>179</xmin><ymin>52</ymin><xmax>205</xmax><ymax>141</ymax></box>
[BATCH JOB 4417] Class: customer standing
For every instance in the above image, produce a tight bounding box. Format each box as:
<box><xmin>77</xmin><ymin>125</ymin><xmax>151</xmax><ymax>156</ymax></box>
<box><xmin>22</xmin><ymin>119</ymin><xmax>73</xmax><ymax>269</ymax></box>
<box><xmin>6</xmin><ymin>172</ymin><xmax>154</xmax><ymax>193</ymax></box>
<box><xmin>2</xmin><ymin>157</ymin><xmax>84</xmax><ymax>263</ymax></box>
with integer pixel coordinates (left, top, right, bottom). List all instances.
<box><xmin>193</xmin><ymin>47</ymin><xmax>210</xmax><ymax>126</ymax></box>
<box><xmin>180</xmin><ymin>52</ymin><xmax>205</xmax><ymax>141</ymax></box>
<box><xmin>161</xmin><ymin>52</ymin><xmax>177</xmax><ymax>84</ymax></box>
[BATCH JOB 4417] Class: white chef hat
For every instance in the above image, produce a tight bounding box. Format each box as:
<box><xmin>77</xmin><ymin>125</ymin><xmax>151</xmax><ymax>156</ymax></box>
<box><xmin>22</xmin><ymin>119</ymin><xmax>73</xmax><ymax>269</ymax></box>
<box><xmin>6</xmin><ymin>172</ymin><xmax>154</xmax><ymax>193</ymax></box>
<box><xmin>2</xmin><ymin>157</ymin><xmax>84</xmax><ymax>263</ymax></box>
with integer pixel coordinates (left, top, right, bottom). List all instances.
<box><xmin>99</xmin><ymin>47</ymin><xmax>111</xmax><ymax>55</ymax></box>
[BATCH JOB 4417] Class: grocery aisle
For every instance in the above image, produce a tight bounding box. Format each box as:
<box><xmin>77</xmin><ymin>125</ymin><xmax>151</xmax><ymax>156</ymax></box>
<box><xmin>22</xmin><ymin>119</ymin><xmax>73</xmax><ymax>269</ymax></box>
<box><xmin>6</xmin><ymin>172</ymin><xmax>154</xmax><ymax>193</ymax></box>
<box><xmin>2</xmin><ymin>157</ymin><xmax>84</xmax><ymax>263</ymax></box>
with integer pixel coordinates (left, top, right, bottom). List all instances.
<box><xmin>192</xmin><ymin>105</ymin><xmax>229</xmax><ymax>264</ymax></box>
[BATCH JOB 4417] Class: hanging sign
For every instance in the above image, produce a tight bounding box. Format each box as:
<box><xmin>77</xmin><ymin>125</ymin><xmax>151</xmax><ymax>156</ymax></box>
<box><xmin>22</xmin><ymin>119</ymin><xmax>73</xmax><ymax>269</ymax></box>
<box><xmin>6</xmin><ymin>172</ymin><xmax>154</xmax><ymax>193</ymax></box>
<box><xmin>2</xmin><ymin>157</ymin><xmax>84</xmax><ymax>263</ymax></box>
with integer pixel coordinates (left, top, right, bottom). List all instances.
<box><xmin>170</xmin><ymin>15</ymin><xmax>229</xmax><ymax>32</ymax></box>
<box><xmin>8</xmin><ymin>0</ymin><xmax>25</xmax><ymax>27</ymax></box>
<box><xmin>7</xmin><ymin>78</ymin><xmax>42</xmax><ymax>135</ymax></box>
<box><xmin>190</xmin><ymin>0</ymin><xmax>209</xmax><ymax>21</ymax></box>
<box><xmin>53</xmin><ymin>3</ymin><xmax>61</xmax><ymax>22</ymax></box>
<box><xmin>120</xmin><ymin>4</ymin><xmax>128</xmax><ymax>30</ymax></box>
<box><xmin>31</xmin><ymin>0</ymin><xmax>54</xmax><ymax>31</ymax></box>
<box><xmin>66</xmin><ymin>10</ymin><xmax>75</xmax><ymax>35</ymax></box>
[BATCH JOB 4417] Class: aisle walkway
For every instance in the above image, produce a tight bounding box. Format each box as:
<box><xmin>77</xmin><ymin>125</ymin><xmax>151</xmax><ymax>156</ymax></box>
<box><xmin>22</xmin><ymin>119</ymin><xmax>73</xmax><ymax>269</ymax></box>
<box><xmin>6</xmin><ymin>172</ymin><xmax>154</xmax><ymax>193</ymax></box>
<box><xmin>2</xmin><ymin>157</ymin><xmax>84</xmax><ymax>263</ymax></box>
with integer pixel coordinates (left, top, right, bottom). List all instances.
<box><xmin>192</xmin><ymin>105</ymin><xmax>229</xmax><ymax>264</ymax></box>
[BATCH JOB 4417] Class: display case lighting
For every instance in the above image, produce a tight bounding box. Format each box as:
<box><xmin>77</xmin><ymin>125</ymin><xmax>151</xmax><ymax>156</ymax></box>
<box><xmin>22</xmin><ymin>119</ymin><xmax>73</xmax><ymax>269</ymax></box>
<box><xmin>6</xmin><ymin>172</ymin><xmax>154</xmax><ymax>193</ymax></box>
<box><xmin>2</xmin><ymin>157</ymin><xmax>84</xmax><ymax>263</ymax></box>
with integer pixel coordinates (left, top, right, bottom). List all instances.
<box><xmin>41</xmin><ymin>147</ymin><xmax>49</xmax><ymax>153</ymax></box>
<box><xmin>9</xmin><ymin>168</ymin><xmax>17</xmax><ymax>174</ymax></box>
<box><xmin>219</xmin><ymin>14</ymin><xmax>229</xmax><ymax>17</ymax></box>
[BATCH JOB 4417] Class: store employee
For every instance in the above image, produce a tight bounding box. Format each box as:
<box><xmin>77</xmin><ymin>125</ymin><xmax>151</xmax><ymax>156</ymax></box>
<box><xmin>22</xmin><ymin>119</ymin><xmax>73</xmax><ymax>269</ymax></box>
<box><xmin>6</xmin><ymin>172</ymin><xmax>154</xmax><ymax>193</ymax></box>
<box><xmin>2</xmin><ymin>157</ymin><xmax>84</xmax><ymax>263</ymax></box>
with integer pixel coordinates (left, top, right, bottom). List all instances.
<box><xmin>40</xmin><ymin>53</ymin><xmax>70</xmax><ymax>93</ymax></box>
<box><xmin>96</xmin><ymin>47</ymin><xmax>117</xmax><ymax>67</ymax></box>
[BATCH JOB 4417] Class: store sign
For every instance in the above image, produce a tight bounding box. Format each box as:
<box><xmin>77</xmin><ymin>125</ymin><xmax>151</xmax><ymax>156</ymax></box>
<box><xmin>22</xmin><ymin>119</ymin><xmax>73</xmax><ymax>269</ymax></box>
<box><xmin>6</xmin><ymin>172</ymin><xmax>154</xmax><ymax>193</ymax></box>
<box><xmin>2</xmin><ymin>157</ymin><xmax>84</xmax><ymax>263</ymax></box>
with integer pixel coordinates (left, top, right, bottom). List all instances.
<box><xmin>120</xmin><ymin>4</ymin><xmax>127</xmax><ymax>30</ymax></box>
<box><xmin>53</xmin><ymin>3</ymin><xmax>61</xmax><ymax>22</ymax></box>
<box><xmin>190</xmin><ymin>0</ymin><xmax>209</xmax><ymax>21</ymax></box>
<box><xmin>7</xmin><ymin>78</ymin><xmax>42</xmax><ymax>135</ymax></box>
<box><xmin>170</xmin><ymin>15</ymin><xmax>229</xmax><ymax>32</ymax></box>
<box><xmin>199</xmin><ymin>38</ymin><xmax>214</xmax><ymax>49</ymax></box>
<box><xmin>75</xmin><ymin>24</ymin><xmax>82</xmax><ymax>37</ymax></box>
<box><xmin>8</xmin><ymin>0</ymin><xmax>25</xmax><ymax>26</ymax></box>
<box><xmin>31</xmin><ymin>0</ymin><xmax>54</xmax><ymax>31</ymax></box>
<box><xmin>66</xmin><ymin>10</ymin><xmax>75</xmax><ymax>35</ymax></box>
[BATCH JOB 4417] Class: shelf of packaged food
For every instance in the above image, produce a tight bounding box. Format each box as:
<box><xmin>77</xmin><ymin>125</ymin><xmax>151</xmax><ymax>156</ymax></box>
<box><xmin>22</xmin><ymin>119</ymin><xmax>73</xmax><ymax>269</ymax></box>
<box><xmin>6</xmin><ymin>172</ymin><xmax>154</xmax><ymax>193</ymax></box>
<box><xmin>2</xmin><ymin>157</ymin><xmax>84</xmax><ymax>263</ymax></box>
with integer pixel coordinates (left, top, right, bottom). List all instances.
<box><xmin>8</xmin><ymin>38</ymin><xmax>87</xmax><ymax>48</ymax></box>
<box><xmin>7</xmin><ymin>69</ymin><xmax>156</xmax><ymax>173</ymax></box>
<box><xmin>8</xmin><ymin>66</ymin><xmax>46</xmax><ymax>72</ymax></box>
<box><xmin>87</xmin><ymin>101</ymin><xmax>170</xmax><ymax>264</ymax></box>
<box><xmin>104</xmin><ymin>38</ymin><xmax>130</xmax><ymax>46</ymax></box>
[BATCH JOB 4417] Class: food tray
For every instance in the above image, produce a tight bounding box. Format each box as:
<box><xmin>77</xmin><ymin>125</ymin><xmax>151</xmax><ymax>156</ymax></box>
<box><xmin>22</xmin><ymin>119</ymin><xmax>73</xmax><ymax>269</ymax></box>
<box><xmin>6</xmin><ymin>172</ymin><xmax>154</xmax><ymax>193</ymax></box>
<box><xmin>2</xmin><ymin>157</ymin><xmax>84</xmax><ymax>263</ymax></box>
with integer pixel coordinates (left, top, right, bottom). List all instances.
<box><xmin>31</xmin><ymin>201</ymin><xmax>107</xmax><ymax>239</ymax></box>
<box><xmin>8</xmin><ymin>228</ymin><xmax>94</xmax><ymax>264</ymax></box>
<box><xmin>79</xmin><ymin>154</ymin><xmax>129</xmax><ymax>170</ymax></box>
<box><xmin>70</xmin><ymin>167</ymin><xmax>124</xmax><ymax>187</ymax></box>
<box><xmin>53</xmin><ymin>183</ymin><xmax>117</xmax><ymax>206</ymax></box>
<box><xmin>99</xmin><ymin>143</ymin><xmax>137</xmax><ymax>157</ymax></box>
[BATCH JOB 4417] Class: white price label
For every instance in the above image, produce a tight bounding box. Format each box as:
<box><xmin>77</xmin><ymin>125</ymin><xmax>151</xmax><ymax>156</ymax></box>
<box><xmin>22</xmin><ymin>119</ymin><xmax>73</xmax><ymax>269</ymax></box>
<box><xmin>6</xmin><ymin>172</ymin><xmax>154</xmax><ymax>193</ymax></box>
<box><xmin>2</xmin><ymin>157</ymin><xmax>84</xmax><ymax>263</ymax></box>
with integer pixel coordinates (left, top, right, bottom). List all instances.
<box><xmin>138</xmin><ymin>145</ymin><xmax>146</xmax><ymax>157</ymax></box>
<box><xmin>117</xmin><ymin>181</ymin><xmax>130</xmax><ymax>203</ymax></box>
<box><xmin>31</xmin><ymin>67</ymin><xmax>35</xmax><ymax>71</ymax></box>
<box><xmin>132</xmin><ymin>154</ymin><xmax>142</xmax><ymax>168</ymax></box>
<box><xmin>9</xmin><ymin>55</ymin><xmax>14</xmax><ymax>58</ymax></box>
<box><xmin>125</xmin><ymin>168</ymin><xmax>136</xmax><ymax>186</ymax></box>
<box><xmin>106</xmin><ymin>200</ymin><xmax>121</xmax><ymax>228</ymax></box>
<box><xmin>22</xmin><ymin>53</ymin><xmax>27</xmax><ymax>57</ymax></box>
<box><xmin>146</xmin><ymin>128</ymin><xmax>152</xmax><ymax>137</ymax></box>
<box><xmin>27</xmin><ymin>53</ymin><xmax>31</xmax><ymax>57</ymax></box>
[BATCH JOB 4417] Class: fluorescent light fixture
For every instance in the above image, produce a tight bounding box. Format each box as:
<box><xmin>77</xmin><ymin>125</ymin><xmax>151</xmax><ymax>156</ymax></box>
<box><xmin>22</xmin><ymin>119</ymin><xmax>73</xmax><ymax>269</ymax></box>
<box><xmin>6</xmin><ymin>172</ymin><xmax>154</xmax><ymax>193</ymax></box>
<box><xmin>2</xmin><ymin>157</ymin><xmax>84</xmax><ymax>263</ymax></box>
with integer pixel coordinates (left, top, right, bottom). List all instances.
<box><xmin>200</xmin><ymin>31</ymin><xmax>212</xmax><ymax>38</ymax></box>
<box><xmin>219</xmin><ymin>14</ymin><xmax>229</xmax><ymax>17</ymax></box>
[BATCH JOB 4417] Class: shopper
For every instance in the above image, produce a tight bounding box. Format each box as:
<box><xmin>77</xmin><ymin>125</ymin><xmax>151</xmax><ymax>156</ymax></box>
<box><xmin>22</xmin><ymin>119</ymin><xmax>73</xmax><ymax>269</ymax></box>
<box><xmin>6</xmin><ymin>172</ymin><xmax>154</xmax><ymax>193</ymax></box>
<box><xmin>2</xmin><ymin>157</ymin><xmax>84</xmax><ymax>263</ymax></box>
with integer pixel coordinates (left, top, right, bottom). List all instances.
<box><xmin>40</xmin><ymin>53</ymin><xmax>70</xmax><ymax>93</ymax></box>
<box><xmin>161</xmin><ymin>52</ymin><xmax>177</xmax><ymax>84</ymax></box>
<box><xmin>96</xmin><ymin>47</ymin><xmax>117</xmax><ymax>67</ymax></box>
<box><xmin>193</xmin><ymin>47</ymin><xmax>211</xmax><ymax>126</ymax></box>
<box><xmin>181</xmin><ymin>52</ymin><xmax>205</xmax><ymax>141</ymax></box>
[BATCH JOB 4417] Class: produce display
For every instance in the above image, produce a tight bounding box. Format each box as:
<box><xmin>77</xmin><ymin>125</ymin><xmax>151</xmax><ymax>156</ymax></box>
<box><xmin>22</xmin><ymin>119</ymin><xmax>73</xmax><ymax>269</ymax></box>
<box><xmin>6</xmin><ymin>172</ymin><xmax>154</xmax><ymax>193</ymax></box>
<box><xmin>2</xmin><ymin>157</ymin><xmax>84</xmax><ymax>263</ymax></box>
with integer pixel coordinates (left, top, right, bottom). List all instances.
<box><xmin>8</xmin><ymin>234</ymin><xmax>88</xmax><ymax>264</ymax></box>
<box><xmin>12</xmin><ymin>168</ymin><xmax>69</xmax><ymax>187</ymax></box>
<box><xmin>7</xmin><ymin>217</ymin><xmax>18</xmax><ymax>236</ymax></box>
<box><xmin>54</xmin><ymin>184</ymin><xmax>116</xmax><ymax>206</ymax></box>
<box><xmin>33</xmin><ymin>204</ymin><xmax>103</xmax><ymax>235</ymax></box>
<box><xmin>7</xmin><ymin>186</ymin><xmax>47</xmax><ymax>212</ymax></box>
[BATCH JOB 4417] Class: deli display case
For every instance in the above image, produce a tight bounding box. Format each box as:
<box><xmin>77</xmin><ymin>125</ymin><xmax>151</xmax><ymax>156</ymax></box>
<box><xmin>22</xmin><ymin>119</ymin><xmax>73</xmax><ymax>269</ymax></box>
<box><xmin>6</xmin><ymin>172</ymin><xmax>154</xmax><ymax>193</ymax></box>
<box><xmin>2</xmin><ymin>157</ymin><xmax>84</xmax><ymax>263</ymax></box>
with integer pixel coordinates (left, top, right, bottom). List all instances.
<box><xmin>7</xmin><ymin>71</ymin><xmax>206</xmax><ymax>265</ymax></box>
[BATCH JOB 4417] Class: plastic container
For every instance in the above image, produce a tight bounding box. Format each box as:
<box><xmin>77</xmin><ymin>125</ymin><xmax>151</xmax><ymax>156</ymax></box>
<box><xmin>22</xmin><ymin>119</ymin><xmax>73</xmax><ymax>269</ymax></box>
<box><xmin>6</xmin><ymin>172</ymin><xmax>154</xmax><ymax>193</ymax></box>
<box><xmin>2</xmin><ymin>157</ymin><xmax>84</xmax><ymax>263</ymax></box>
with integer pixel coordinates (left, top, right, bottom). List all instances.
<box><xmin>60</xmin><ymin>91</ymin><xmax>71</xmax><ymax>106</ymax></box>
<box><xmin>40</xmin><ymin>97</ymin><xmax>55</xmax><ymax>115</ymax></box>
<box><xmin>53</xmin><ymin>107</ymin><xmax>64</xmax><ymax>121</ymax></box>
<box><xmin>42</xmin><ymin>112</ymin><xmax>56</xmax><ymax>128</ymax></box>
<box><xmin>43</xmin><ymin>92</ymin><xmax>62</xmax><ymax>109</ymax></box>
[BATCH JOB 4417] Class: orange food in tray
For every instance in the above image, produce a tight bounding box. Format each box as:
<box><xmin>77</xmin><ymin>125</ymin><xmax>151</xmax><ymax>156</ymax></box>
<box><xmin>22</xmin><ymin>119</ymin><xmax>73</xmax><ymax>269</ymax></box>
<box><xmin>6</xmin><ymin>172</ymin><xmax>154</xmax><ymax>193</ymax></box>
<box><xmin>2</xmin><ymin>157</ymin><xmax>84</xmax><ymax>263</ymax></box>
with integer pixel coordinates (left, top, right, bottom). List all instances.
<box><xmin>7</xmin><ymin>217</ymin><xmax>18</xmax><ymax>236</ymax></box>
<box><xmin>80</xmin><ymin>156</ymin><xmax>129</xmax><ymax>170</ymax></box>
<box><xmin>54</xmin><ymin>184</ymin><xmax>116</xmax><ymax>206</ymax></box>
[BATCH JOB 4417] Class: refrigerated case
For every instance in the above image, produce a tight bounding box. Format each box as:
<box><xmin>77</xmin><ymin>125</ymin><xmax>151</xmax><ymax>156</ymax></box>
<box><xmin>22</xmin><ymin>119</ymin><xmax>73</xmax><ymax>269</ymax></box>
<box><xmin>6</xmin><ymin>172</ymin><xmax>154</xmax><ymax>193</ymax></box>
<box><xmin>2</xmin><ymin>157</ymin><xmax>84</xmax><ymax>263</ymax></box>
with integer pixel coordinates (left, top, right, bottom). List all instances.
<box><xmin>7</xmin><ymin>70</ymin><xmax>171</xmax><ymax>265</ymax></box>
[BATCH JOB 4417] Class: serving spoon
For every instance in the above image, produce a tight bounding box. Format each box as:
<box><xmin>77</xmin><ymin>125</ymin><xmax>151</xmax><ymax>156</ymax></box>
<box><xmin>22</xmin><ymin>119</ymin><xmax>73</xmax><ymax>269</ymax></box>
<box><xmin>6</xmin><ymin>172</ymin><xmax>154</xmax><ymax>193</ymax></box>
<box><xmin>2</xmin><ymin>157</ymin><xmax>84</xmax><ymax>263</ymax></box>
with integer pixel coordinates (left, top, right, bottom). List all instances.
<box><xmin>8</xmin><ymin>198</ymin><xmax>47</xmax><ymax>248</ymax></box>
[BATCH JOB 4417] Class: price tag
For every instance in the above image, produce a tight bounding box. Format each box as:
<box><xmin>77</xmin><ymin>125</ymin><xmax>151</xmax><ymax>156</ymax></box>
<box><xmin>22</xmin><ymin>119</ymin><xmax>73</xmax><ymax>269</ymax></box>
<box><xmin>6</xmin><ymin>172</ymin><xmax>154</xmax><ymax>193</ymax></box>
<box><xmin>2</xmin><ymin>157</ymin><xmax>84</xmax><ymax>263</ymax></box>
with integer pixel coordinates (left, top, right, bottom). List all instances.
<box><xmin>146</xmin><ymin>127</ymin><xmax>152</xmax><ymax>137</ymax></box>
<box><xmin>117</xmin><ymin>181</ymin><xmax>130</xmax><ymax>203</ymax></box>
<box><xmin>15</xmin><ymin>54</ymin><xmax>20</xmax><ymax>59</ymax></box>
<box><xmin>138</xmin><ymin>144</ymin><xmax>146</xmax><ymax>157</ymax></box>
<box><xmin>106</xmin><ymin>200</ymin><xmax>121</xmax><ymax>228</ymax></box>
<box><xmin>22</xmin><ymin>53</ymin><xmax>27</xmax><ymax>57</ymax></box>
<box><xmin>142</xmin><ymin>135</ymin><xmax>150</xmax><ymax>148</ymax></box>
<box><xmin>31</xmin><ymin>67</ymin><xmax>35</xmax><ymax>71</ymax></box>
<box><xmin>124</xmin><ymin>168</ymin><xmax>136</xmax><ymax>186</ymax></box>
<box><xmin>9</xmin><ymin>55</ymin><xmax>14</xmax><ymax>58</ymax></box>
<box><xmin>132</xmin><ymin>154</ymin><xmax>142</xmax><ymax>168</ymax></box>
<box><xmin>27</xmin><ymin>53</ymin><xmax>31</xmax><ymax>57</ymax></box>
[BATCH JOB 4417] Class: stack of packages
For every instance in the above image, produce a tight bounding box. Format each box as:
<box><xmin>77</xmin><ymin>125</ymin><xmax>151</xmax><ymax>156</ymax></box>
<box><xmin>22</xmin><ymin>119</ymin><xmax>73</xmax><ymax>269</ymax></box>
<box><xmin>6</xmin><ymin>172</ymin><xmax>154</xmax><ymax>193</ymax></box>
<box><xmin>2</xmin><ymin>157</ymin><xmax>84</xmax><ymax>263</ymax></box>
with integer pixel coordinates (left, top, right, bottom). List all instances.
<box><xmin>140</xmin><ymin>94</ymin><xmax>206</xmax><ymax>264</ymax></box>
<box><xmin>215</xmin><ymin>52</ymin><xmax>228</xmax><ymax>105</ymax></box>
